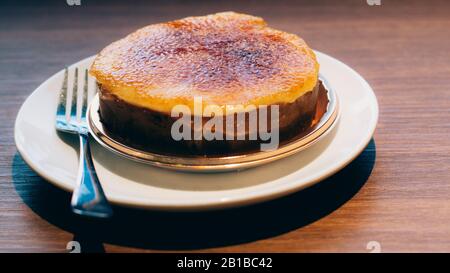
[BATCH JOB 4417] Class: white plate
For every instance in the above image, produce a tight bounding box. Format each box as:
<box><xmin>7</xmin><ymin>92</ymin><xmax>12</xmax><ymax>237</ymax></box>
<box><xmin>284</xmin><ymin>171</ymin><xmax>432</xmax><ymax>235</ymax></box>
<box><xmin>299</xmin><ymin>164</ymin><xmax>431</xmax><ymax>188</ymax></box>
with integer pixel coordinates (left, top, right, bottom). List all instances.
<box><xmin>14</xmin><ymin>51</ymin><xmax>378</xmax><ymax>211</ymax></box>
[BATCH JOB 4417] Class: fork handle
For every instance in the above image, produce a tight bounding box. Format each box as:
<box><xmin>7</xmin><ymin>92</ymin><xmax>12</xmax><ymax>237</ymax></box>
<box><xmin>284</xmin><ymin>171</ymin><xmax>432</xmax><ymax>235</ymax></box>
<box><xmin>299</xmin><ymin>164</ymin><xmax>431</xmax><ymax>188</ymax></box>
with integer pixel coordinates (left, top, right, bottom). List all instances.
<box><xmin>71</xmin><ymin>132</ymin><xmax>113</xmax><ymax>218</ymax></box>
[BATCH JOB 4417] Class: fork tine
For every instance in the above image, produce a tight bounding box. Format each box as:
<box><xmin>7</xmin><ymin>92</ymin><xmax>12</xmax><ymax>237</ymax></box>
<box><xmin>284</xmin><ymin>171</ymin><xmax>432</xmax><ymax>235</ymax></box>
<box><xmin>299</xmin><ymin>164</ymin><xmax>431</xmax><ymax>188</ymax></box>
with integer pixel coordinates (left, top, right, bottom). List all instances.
<box><xmin>81</xmin><ymin>69</ymin><xmax>88</xmax><ymax>120</ymax></box>
<box><xmin>70</xmin><ymin>68</ymin><xmax>78</xmax><ymax>121</ymax></box>
<box><xmin>56</xmin><ymin>68</ymin><xmax>69</xmax><ymax>127</ymax></box>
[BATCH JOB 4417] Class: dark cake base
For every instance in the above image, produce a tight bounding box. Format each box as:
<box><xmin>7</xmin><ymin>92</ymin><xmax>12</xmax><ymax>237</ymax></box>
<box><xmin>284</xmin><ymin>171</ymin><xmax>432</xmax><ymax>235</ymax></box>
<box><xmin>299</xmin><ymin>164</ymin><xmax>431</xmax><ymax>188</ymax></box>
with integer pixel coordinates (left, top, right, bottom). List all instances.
<box><xmin>98</xmin><ymin>83</ymin><xmax>320</xmax><ymax>156</ymax></box>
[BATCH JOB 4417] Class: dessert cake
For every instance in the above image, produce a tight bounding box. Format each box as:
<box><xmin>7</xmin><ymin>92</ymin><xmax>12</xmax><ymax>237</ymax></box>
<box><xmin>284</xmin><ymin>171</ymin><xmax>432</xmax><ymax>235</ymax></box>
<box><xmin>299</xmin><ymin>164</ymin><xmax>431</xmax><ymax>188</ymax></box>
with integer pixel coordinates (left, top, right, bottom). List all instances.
<box><xmin>90</xmin><ymin>12</ymin><xmax>320</xmax><ymax>155</ymax></box>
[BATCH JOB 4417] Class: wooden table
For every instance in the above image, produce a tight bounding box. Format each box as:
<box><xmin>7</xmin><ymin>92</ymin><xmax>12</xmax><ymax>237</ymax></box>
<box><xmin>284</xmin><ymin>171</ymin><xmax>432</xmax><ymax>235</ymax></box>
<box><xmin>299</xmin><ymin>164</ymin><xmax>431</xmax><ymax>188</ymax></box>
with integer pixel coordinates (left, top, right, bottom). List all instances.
<box><xmin>1</xmin><ymin>0</ymin><xmax>449</xmax><ymax>253</ymax></box>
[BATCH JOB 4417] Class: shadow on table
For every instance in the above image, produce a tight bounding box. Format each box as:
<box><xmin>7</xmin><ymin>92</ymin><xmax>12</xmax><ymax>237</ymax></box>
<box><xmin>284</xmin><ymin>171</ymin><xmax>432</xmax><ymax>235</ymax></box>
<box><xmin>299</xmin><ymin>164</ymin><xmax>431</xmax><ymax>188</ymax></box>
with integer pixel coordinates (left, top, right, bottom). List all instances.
<box><xmin>11</xmin><ymin>139</ymin><xmax>376</xmax><ymax>252</ymax></box>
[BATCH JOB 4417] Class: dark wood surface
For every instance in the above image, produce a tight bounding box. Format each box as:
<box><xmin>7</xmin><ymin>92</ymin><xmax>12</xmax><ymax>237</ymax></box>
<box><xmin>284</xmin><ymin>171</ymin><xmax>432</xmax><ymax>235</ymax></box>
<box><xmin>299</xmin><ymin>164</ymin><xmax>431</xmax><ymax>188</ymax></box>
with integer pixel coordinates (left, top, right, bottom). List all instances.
<box><xmin>1</xmin><ymin>0</ymin><xmax>450</xmax><ymax>253</ymax></box>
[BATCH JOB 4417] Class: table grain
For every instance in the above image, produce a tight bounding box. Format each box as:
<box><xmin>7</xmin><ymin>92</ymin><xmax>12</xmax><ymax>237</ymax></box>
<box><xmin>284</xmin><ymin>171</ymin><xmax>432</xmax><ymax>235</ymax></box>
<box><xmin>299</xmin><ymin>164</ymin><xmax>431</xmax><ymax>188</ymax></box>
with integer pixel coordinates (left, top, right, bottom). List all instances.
<box><xmin>1</xmin><ymin>0</ymin><xmax>450</xmax><ymax>253</ymax></box>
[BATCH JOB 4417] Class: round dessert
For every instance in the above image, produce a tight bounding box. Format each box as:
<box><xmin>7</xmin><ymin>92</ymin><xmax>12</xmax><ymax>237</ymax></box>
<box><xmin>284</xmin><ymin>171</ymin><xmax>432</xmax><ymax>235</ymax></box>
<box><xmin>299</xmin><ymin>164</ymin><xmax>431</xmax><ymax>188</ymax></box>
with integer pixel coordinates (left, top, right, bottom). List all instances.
<box><xmin>90</xmin><ymin>12</ymin><xmax>320</xmax><ymax>155</ymax></box>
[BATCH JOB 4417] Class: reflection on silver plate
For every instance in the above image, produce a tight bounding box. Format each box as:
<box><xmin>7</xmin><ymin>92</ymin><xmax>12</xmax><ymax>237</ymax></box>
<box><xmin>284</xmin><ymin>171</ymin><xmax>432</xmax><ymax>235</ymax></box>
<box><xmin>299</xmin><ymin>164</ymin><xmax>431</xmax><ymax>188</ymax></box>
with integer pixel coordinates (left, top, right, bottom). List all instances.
<box><xmin>87</xmin><ymin>77</ymin><xmax>339</xmax><ymax>172</ymax></box>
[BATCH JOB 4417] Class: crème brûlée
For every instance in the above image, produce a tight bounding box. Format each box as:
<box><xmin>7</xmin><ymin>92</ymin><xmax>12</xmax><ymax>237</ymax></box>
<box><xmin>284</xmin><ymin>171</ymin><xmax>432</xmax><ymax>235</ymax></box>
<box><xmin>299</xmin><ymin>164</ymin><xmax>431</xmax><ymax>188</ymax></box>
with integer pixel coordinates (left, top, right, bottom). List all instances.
<box><xmin>90</xmin><ymin>12</ymin><xmax>320</xmax><ymax>154</ymax></box>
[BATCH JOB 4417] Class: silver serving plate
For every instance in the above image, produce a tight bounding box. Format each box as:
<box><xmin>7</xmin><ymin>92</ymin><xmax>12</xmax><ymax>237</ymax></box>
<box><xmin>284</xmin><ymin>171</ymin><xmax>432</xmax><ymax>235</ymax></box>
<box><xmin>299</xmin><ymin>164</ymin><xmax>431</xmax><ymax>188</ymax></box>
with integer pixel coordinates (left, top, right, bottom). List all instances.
<box><xmin>88</xmin><ymin>78</ymin><xmax>339</xmax><ymax>172</ymax></box>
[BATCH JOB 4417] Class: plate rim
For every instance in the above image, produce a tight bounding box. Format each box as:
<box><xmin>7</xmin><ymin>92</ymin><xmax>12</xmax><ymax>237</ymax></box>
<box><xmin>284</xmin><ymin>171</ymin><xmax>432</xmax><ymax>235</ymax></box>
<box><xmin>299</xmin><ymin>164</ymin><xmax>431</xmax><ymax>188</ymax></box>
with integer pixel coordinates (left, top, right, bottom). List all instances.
<box><xmin>14</xmin><ymin>51</ymin><xmax>379</xmax><ymax>210</ymax></box>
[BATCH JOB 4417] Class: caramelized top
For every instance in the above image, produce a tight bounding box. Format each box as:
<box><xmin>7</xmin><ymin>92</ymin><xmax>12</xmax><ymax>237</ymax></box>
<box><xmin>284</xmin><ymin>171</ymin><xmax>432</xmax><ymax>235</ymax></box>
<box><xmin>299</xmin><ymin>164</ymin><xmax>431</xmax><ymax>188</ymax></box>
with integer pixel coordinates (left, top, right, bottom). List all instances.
<box><xmin>90</xmin><ymin>12</ymin><xmax>319</xmax><ymax>113</ymax></box>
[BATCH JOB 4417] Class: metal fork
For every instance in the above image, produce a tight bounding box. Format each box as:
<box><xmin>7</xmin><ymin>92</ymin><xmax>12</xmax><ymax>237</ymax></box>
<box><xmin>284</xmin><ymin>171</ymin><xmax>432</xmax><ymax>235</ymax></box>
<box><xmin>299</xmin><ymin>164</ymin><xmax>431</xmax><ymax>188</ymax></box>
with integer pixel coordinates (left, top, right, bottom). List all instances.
<box><xmin>56</xmin><ymin>68</ymin><xmax>113</xmax><ymax>218</ymax></box>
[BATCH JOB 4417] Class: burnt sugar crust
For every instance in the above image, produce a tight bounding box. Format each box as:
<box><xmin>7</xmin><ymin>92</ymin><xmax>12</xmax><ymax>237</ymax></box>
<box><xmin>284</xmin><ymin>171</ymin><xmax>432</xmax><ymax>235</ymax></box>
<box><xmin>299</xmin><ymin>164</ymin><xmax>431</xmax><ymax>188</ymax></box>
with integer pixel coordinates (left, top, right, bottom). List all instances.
<box><xmin>90</xmin><ymin>12</ymin><xmax>319</xmax><ymax>114</ymax></box>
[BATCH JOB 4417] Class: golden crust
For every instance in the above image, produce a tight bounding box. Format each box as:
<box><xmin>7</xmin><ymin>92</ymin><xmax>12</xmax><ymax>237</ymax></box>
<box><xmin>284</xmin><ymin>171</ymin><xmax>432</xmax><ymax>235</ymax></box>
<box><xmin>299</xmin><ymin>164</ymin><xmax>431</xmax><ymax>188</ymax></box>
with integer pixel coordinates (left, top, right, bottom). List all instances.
<box><xmin>90</xmin><ymin>12</ymin><xmax>319</xmax><ymax>113</ymax></box>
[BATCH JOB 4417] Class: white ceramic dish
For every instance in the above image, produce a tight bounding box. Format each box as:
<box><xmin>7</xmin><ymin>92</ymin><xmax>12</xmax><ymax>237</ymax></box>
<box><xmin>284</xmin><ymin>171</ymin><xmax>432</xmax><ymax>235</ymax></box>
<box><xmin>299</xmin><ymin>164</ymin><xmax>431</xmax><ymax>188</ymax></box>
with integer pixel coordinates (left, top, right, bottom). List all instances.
<box><xmin>14</xmin><ymin>51</ymin><xmax>378</xmax><ymax>211</ymax></box>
